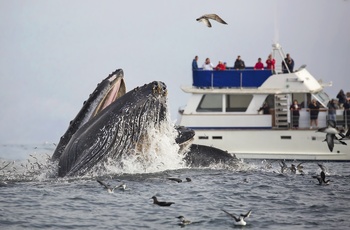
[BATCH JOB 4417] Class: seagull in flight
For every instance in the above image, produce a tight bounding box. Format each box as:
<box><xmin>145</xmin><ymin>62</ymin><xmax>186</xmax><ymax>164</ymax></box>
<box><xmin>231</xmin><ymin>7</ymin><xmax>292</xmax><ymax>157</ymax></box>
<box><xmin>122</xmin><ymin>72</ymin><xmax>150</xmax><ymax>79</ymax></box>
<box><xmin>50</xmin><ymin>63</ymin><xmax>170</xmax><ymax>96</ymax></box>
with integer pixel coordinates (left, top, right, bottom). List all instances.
<box><xmin>317</xmin><ymin>119</ymin><xmax>347</xmax><ymax>152</ymax></box>
<box><xmin>279</xmin><ymin>160</ymin><xmax>289</xmax><ymax>173</ymax></box>
<box><xmin>312</xmin><ymin>171</ymin><xmax>331</xmax><ymax>185</ymax></box>
<box><xmin>317</xmin><ymin>163</ymin><xmax>328</xmax><ymax>173</ymax></box>
<box><xmin>196</xmin><ymin>14</ymin><xmax>228</xmax><ymax>27</ymax></box>
<box><xmin>222</xmin><ymin>209</ymin><xmax>251</xmax><ymax>226</ymax></box>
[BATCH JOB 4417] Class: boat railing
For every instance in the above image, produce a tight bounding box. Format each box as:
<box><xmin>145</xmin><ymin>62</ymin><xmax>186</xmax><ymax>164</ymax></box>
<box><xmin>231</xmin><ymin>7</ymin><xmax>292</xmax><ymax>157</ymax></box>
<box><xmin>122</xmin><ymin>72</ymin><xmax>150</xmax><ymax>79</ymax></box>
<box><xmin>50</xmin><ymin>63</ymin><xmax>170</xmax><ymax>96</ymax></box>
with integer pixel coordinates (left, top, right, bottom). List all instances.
<box><xmin>192</xmin><ymin>68</ymin><xmax>273</xmax><ymax>88</ymax></box>
<box><xmin>274</xmin><ymin>108</ymin><xmax>349</xmax><ymax>129</ymax></box>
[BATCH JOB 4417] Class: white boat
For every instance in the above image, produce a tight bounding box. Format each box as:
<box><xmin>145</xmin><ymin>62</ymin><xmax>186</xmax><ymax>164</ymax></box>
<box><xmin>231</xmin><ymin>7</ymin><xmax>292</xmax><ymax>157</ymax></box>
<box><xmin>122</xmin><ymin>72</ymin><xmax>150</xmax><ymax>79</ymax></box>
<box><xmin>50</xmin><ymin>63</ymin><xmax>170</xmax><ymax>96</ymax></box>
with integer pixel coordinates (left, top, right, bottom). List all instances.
<box><xmin>178</xmin><ymin>44</ymin><xmax>350</xmax><ymax>161</ymax></box>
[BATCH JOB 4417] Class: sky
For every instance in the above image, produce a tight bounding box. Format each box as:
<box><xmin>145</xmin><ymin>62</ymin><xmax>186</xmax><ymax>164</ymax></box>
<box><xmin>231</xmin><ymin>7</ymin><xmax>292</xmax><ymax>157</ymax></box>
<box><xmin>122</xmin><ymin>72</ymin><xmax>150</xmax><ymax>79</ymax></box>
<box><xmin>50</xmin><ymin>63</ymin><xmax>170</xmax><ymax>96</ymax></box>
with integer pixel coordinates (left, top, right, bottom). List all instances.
<box><xmin>0</xmin><ymin>0</ymin><xmax>349</xmax><ymax>145</ymax></box>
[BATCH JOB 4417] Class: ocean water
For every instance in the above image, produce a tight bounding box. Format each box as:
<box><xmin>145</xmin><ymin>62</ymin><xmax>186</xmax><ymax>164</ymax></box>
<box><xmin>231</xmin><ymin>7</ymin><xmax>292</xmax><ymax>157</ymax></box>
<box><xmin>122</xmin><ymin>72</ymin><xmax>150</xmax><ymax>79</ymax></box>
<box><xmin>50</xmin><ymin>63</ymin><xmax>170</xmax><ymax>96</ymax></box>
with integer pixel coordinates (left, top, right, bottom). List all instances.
<box><xmin>0</xmin><ymin>143</ymin><xmax>350</xmax><ymax>230</ymax></box>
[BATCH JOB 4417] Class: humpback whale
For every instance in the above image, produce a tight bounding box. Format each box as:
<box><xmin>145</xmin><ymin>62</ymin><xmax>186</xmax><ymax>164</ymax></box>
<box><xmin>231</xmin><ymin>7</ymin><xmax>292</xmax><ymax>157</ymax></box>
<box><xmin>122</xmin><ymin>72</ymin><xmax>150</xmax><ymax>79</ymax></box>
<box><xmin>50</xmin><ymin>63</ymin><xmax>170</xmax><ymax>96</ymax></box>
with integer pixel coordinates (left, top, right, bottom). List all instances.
<box><xmin>53</xmin><ymin>69</ymin><xmax>238</xmax><ymax>177</ymax></box>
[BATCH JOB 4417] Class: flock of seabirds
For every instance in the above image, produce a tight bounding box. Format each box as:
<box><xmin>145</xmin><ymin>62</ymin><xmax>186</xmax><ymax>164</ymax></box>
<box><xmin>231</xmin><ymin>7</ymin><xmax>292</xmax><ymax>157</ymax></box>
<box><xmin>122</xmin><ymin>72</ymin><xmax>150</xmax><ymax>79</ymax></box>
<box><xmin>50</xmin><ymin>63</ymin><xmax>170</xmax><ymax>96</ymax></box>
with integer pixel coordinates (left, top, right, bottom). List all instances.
<box><xmin>93</xmin><ymin>160</ymin><xmax>331</xmax><ymax>227</ymax></box>
<box><xmin>0</xmin><ymin>13</ymin><xmax>347</xmax><ymax>227</ymax></box>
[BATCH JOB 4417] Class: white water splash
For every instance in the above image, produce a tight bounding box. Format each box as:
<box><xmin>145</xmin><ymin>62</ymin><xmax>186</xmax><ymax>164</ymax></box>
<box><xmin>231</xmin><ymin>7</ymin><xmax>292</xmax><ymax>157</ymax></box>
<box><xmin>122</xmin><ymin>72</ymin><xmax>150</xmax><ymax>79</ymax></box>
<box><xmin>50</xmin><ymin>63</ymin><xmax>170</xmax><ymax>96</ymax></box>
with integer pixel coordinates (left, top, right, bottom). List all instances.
<box><xmin>100</xmin><ymin>114</ymin><xmax>187</xmax><ymax>175</ymax></box>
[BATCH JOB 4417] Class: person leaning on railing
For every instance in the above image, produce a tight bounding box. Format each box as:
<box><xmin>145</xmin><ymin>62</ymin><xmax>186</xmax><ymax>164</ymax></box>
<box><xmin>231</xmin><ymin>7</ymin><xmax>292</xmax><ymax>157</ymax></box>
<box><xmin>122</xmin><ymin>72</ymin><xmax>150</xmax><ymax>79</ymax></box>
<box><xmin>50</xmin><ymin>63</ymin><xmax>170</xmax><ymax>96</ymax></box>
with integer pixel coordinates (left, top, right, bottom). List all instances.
<box><xmin>254</xmin><ymin>58</ymin><xmax>264</xmax><ymax>70</ymax></box>
<box><xmin>215</xmin><ymin>61</ymin><xmax>226</xmax><ymax>70</ymax></box>
<box><xmin>327</xmin><ymin>99</ymin><xmax>339</xmax><ymax>124</ymax></box>
<box><xmin>336</xmin><ymin>89</ymin><xmax>347</xmax><ymax>108</ymax></box>
<box><xmin>192</xmin><ymin>55</ymin><xmax>199</xmax><ymax>70</ymax></box>
<box><xmin>282</xmin><ymin>53</ymin><xmax>294</xmax><ymax>73</ymax></box>
<box><xmin>233</xmin><ymin>55</ymin><xmax>245</xmax><ymax>70</ymax></box>
<box><xmin>266</xmin><ymin>54</ymin><xmax>276</xmax><ymax>74</ymax></box>
<box><xmin>308</xmin><ymin>99</ymin><xmax>320</xmax><ymax>129</ymax></box>
<box><xmin>290</xmin><ymin>99</ymin><xmax>301</xmax><ymax>129</ymax></box>
<box><xmin>343</xmin><ymin>99</ymin><xmax>350</xmax><ymax>126</ymax></box>
<box><xmin>202</xmin><ymin>58</ymin><xmax>215</xmax><ymax>70</ymax></box>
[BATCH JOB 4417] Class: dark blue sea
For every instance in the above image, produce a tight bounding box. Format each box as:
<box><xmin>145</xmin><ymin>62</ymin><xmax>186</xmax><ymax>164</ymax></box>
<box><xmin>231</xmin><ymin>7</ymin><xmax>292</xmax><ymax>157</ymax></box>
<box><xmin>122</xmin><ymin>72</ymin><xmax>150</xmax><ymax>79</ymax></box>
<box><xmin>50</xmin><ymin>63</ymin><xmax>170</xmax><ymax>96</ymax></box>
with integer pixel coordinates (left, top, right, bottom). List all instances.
<box><xmin>1</xmin><ymin>143</ymin><xmax>349</xmax><ymax>230</ymax></box>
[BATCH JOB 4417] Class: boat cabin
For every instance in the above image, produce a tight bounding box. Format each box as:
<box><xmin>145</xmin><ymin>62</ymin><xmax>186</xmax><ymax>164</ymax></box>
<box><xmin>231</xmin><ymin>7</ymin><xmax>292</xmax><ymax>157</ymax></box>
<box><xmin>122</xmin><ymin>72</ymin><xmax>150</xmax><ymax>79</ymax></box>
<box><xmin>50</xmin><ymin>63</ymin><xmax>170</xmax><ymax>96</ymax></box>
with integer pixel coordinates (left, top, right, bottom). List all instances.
<box><xmin>179</xmin><ymin>44</ymin><xmax>349</xmax><ymax>130</ymax></box>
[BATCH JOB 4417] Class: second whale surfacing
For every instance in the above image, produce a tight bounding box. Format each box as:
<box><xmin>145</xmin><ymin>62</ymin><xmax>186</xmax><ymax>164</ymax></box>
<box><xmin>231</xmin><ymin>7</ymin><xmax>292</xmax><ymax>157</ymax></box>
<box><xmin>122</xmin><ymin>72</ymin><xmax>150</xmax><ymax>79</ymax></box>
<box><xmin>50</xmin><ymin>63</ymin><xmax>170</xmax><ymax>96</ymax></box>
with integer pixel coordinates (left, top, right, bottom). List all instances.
<box><xmin>53</xmin><ymin>69</ymin><xmax>239</xmax><ymax>177</ymax></box>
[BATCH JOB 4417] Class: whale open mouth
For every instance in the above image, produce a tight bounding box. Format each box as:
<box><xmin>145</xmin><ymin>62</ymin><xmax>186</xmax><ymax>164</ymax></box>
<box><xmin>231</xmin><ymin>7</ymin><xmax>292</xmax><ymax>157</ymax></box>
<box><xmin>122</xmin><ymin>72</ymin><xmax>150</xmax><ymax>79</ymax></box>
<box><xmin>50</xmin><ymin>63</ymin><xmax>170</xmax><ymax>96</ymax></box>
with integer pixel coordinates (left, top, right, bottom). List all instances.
<box><xmin>92</xmin><ymin>74</ymin><xmax>126</xmax><ymax>118</ymax></box>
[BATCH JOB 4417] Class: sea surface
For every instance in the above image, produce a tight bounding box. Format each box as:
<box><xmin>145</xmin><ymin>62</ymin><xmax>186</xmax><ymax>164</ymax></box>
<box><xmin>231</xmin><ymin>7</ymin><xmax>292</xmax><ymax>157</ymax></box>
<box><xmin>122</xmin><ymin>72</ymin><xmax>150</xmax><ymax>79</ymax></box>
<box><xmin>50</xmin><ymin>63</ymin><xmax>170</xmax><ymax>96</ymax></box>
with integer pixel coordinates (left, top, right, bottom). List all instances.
<box><xmin>0</xmin><ymin>143</ymin><xmax>350</xmax><ymax>230</ymax></box>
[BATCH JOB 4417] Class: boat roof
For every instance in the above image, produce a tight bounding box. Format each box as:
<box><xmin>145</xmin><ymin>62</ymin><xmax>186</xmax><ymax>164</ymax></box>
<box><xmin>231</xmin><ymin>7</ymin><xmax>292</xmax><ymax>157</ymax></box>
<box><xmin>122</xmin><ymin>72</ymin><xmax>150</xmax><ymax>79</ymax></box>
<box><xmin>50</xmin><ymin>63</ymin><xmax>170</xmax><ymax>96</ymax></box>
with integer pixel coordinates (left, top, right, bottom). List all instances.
<box><xmin>185</xmin><ymin>67</ymin><xmax>329</xmax><ymax>92</ymax></box>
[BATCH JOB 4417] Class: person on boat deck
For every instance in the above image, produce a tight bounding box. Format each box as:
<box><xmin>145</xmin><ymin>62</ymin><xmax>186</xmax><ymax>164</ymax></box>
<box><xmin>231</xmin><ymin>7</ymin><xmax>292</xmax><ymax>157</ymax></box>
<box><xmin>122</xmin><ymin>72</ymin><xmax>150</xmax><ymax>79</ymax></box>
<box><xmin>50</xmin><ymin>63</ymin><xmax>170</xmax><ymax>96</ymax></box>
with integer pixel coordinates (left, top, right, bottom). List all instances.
<box><xmin>327</xmin><ymin>99</ymin><xmax>339</xmax><ymax>124</ymax></box>
<box><xmin>233</xmin><ymin>55</ymin><xmax>245</xmax><ymax>70</ymax></box>
<box><xmin>215</xmin><ymin>61</ymin><xmax>226</xmax><ymax>70</ymax></box>
<box><xmin>290</xmin><ymin>99</ymin><xmax>301</xmax><ymax>128</ymax></box>
<box><xmin>254</xmin><ymin>58</ymin><xmax>264</xmax><ymax>70</ymax></box>
<box><xmin>192</xmin><ymin>56</ymin><xmax>199</xmax><ymax>70</ymax></box>
<box><xmin>258</xmin><ymin>102</ymin><xmax>270</xmax><ymax>114</ymax></box>
<box><xmin>282</xmin><ymin>53</ymin><xmax>294</xmax><ymax>73</ymax></box>
<box><xmin>266</xmin><ymin>54</ymin><xmax>276</xmax><ymax>73</ymax></box>
<box><xmin>308</xmin><ymin>99</ymin><xmax>320</xmax><ymax>129</ymax></box>
<box><xmin>343</xmin><ymin>99</ymin><xmax>350</xmax><ymax>126</ymax></box>
<box><xmin>336</xmin><ymin>89</ymin><xmax>347</xmax><ymax>108</ymax></box>
<box><xmin>202</xmin><ymin>58</ymin><xmax>215</xmax><ymax>70</ymax></box>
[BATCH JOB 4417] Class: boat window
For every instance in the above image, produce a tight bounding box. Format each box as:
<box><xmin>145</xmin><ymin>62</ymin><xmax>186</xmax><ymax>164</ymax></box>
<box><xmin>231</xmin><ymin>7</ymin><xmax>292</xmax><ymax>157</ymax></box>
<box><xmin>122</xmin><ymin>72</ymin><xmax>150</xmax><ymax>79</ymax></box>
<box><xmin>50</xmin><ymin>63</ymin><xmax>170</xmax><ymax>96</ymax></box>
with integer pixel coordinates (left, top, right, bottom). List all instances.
<box><xmin>312</xmin><ymin>91</ymin><xmax>330</xmax><ymax>108</ymax></box>
<box><xmin>266</xmin><ymin>94</ymin><xmax>275</xmax><ymax>109</ymax></box>
<box><xmin>197</xmin><ymin>94</ymin><xmax>222</xmax><ymax>112</ymax></box>
<box><xmin>226</xmin><ymin>94</ymin><xmax>253</xmax><ymax>112</ymax></box>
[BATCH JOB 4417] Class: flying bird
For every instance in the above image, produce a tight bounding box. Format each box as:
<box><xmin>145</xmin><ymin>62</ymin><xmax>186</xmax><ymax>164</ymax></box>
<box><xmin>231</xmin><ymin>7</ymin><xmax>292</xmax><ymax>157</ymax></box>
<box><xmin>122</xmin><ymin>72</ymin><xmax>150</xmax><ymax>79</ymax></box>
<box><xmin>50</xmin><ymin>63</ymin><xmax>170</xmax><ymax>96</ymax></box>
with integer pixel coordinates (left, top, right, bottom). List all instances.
<box><xmin>151</xmin><ymin>196</ymin><xmax>175</xmax><ymax>207</ymax></box>
<box><xmin>196</xmin><ymin>14</ymin><xmax>228</xmax><ymax>27</ymax></box>
<box><xmin>97</xmin><ymin>180</ymin><xmax>126</xmax><ymax>193</ymax></box>
<box><xmin>279</xmin><ymin>160</ymin><xmax>289</xmax><ymax>173</ymax></box>
<box><xmin>312</xmin><ymin>171</ymin><xmax>331</xmax><ymax>185</ymax></box>
<box><xmin>290</xmin><ymin>162</ymin><xmax>304</xmax><ymax>174</ymax></box>
<box><xmin>222</xmin><ymin>209</ymin><xmax>251</xmax><ymax>226</ymax></box>
<box><xmin>317</xmin><ymin>120</ymin><xmax>347</xmax><ymax>152</ymax></box>
<box><xmin>317</xmin><ymin>163</ymin><xmax>327</xmax><ymax>172</ymax></box>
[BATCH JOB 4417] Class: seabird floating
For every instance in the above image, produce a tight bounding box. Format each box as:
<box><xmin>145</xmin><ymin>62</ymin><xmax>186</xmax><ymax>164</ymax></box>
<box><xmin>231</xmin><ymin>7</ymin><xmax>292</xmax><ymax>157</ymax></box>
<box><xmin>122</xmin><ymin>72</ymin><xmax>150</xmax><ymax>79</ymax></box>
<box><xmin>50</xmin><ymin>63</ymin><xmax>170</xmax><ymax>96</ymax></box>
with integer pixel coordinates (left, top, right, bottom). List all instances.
<box><xmin>222</xmin><ymin>209</ymin><xmax>251</xmax><ymax>226</ymax></box>
<box><xmin>167</xmin><ymin>177</ymin><xmax>192</xmax><ymax>183</ymax></box>
<box><xmin>151</xmin><ymin>196</ymin><xmax>175</xmax><ymax>207</ymax></box>
<box><xmin>196</xmin><ymin>14</ymin><xmax>228</xmax><ymax>27</ymax></box>
<box><xmin>177</xmin><ymin>216</ymin><xmax>191</xmax><ymax>226</ymax></box>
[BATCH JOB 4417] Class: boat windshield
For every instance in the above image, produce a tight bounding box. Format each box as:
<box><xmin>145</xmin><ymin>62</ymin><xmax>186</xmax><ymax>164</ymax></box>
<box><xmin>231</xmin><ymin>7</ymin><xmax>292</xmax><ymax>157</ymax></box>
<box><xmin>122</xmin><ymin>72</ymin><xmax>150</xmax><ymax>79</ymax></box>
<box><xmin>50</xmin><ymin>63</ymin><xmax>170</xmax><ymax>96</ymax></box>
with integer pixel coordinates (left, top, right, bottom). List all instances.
<box><xmin>312</xmin><ymin>91</ymin><xmax>330</xmax><ymax>107</ymax></box>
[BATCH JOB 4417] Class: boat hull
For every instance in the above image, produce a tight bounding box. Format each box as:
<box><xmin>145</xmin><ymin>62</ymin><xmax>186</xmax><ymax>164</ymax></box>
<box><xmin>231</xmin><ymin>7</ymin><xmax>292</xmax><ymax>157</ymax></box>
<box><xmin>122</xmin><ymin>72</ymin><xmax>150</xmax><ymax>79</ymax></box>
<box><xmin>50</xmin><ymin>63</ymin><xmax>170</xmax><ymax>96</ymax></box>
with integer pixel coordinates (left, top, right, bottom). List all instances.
<box><xmin>191</xmin><ymin>129</ymin><xmax>350</xmax><ymax>161</ymax></box>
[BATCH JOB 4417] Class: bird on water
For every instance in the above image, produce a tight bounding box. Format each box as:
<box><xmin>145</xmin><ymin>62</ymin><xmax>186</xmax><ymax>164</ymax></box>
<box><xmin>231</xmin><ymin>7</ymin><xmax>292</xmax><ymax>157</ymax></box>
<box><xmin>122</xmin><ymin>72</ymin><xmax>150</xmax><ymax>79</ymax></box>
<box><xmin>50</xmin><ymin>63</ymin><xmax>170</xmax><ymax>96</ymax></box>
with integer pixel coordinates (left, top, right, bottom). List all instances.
<box><xmin>151</xmin><ymin>196</ymin><xmax>175</xmax><ymax>206</ymax></box>
<box><xmin>222</xmin><ymin>209</ymin><xmax>252</xmax><ymax>226</ymax></box>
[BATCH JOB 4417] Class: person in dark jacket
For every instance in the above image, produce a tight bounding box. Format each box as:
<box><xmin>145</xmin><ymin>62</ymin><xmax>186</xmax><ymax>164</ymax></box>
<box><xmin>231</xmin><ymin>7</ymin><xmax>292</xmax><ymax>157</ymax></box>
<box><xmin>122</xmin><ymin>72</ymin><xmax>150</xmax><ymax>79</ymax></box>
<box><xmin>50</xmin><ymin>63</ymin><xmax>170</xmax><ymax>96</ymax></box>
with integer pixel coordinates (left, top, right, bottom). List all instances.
<box><xmin>308</xmin><ymin>99</ymin><xmax>320</xmax><ymax>129</ymax></box>
<box><xmin>192</xmin><ymin>56</ymin><xmax>198</xmax><ymax>70</ymax></box>
<box><xmin>336</xmin><ymin>89</ymin><xmax>347</xmax><ymax>107</ymax></box>
<box><xmin>343</xmin><ymin>99</ymin><xmax>350</xmax><ymax>127</ymax></box>
<box><xmin>258</xmin><ymin>102</ymin><xmax>270</xmax><ymax>114</ymax></box>
<box><xmin>327</xmin><ymin>99</ymin><xmax>339</xmax><ymax>124</ymax></box>
<box><xmin>282</xmin><ymin>53</ymin><xmax>294</xmax><ymax>73</ymax></box>
<box><xmin>233</xmin><ymin>55</ymin><xmax>245</xmax><ymax>70</ymax></box>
